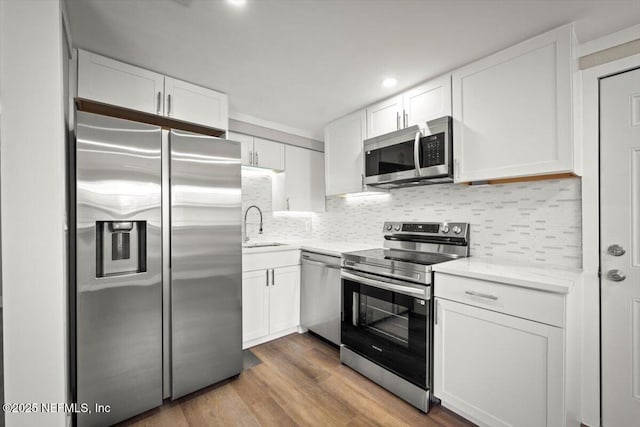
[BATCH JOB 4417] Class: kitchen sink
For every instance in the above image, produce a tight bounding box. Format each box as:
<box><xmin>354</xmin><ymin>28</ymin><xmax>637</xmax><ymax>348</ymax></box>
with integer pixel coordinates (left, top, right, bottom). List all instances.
<box><xmin>242</xmin><ymin>242</ymin><xmax>286</xmax><ymax>248</ymax></box>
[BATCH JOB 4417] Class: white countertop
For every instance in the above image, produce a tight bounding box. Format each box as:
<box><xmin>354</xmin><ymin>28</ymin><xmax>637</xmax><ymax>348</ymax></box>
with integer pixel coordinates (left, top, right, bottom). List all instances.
<box><xmin>242</xmin><ymin>239</ymin><xmax>378</xmax><ymax>257</ymax></box>
<box><xmin>432</xmin><ymin>257</ymin><xmax>582</xmax><ymax>294</ymax></box>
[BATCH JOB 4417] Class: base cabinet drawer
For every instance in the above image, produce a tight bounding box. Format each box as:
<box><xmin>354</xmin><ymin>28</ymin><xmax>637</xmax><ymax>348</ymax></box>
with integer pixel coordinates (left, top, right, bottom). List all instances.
<box><xmin>434</xmin><ymin>272</ymin><xmax>565</xmax><ymax>327</ymax></box>
<box><xmin>434</xmin><ymin>298</ymin><xmax>564</xmax><ymax>427</ymax></box>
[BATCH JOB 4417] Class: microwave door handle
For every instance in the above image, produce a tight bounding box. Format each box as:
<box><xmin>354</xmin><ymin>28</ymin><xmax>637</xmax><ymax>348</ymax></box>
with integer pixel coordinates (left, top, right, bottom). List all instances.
<box><xmin>414</xmin><ymin>130</ymin><xmax>422</xmax><ymax>176</ymax></box>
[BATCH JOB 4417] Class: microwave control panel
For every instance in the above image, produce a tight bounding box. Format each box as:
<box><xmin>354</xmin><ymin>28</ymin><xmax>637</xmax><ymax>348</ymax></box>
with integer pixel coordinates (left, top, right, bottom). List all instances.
<box><xmin>421</xmin><ymin>132</ymin><xmax>445</xmax><ymax>167</ymax></box>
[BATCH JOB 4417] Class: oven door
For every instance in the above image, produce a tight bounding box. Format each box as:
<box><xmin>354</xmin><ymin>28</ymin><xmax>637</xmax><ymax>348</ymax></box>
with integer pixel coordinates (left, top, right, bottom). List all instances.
<box><xmin>341</xmin><ymin>270</ymin><xmax>430</xmax><ymax>389</ymax></box>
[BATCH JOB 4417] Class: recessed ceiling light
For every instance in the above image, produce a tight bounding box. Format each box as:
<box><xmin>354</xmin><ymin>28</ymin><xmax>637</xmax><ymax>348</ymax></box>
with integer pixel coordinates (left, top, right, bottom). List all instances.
<box><xmin>227</xmin><ymin>0</ymin><xmax>247</xmax><ymax>6</ymax></box>
<box><xmin>382</xmin><ymin>77</ymin><xmax>398</xmax><ymax>88</ymax></box>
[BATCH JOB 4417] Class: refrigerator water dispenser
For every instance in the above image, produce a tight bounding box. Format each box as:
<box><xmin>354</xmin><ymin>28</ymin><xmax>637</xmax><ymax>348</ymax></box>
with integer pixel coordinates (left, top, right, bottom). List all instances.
<box><xmin>96</xmin><ymin>220</ymin><xmax>147</xmax><ymax>277</ymax></box>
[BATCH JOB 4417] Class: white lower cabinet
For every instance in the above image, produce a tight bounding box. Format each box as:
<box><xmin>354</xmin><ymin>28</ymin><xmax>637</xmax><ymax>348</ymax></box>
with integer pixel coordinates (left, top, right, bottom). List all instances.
<box><xmin>242</xmin><ymin>269</ymin><xmax>270</xmax><ymax>343</ymax></box>
<box><xmin>242</xmin><ymin>263</ymin><xmax>300</xmax><ymax>349</ymax></box>
<box><xmin>434</xmin><ymin>298</ymin><xmax>563</xmax><ymax>427</ymax></box>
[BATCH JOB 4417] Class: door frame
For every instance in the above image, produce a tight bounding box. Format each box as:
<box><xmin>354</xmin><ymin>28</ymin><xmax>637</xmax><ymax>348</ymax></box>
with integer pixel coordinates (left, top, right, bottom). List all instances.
<box><xmin>581</xmin><ymin>51</ymin><xmax>640</xmax><ymax>427</ymax></box>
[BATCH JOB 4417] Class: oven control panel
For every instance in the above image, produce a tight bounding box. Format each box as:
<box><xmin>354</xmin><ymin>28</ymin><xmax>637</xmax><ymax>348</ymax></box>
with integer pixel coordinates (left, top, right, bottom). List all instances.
<box><xmin>383</xmin><ymin>221</ymin><xmax>469</xmax><ymax>237</ymax></box>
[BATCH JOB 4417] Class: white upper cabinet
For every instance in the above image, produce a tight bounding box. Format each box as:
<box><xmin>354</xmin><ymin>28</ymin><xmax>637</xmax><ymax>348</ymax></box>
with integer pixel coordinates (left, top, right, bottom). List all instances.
<box><xmin>253</xmin><ymin>137</ymin><xmax>285</xmax><ymax>171</ymax></box>
<box><xmin>77</xmin><ymin>50</ymin><xmax>228</xmax><ymax>130</ymax></box>
<box><xmin>366</xmin><ymin>95</ymin><xmax>403</xmax><ymax>138</ymax></box>
<box><xmin>78</xmin><ymin>50</ymin><xmax>164</xmax><ymax>115</ymax></box>
<box><xmin>366</xmin><ymin>75</ymin><xmax>452</xmax><ymax>139</ymax></box>
<box><xmin>452</xmin><ymin>25</ymin><xmax>574</xmax><ymax>182</ymax></box>
<box><xmin>403</xmin><ymin>74</ymin><xmax>452</xmax><ymax>127</ymax></box>
<box><xmin>226</xmin><ymin>133</ymin><xmax>284</xmax><ymax>170</ymax></box>
<box><xmin>324</xmin><ymin>109</ymin><xmax>367</xmax><ymax>196</ymax></box>
<box><xmin>273</xmin><ymin>145</ymin><xmax>325</xmax><ymax>212</ymax></box>
<box><xmin>164</xmin><ymin>77</ymin><xmax>228</xmax><ymax>130</ymax></box>
<box><xmin>226</xmin><ymin>131</ymin><xmax>254</xmax><ymax>165</ymax></box>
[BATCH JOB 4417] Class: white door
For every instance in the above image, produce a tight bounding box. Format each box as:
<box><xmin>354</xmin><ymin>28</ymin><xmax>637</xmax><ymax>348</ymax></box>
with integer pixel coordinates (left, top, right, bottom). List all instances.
<box><xmin>403</xmin><ymin>75</ymin><xmax>451</xmax><ymax>126</ymax></box>
<box><xmin>252</xmin><ymin>137</ymin><xmax>285</xmax><ymax>170</ymax></box>
<box><xmin>274</xmin><ymin>145</ymin><xmax>325</xmax><ymax>212</ymax></box>
<box><xmin>601</xmin><ymin>67</ymin><xmax>640</xmax><ymax>426</ymax></box>
<box><xmin>269</xmin><ymin>266</ymin><xmax>300</xmax><ymax>334</ymax></box>
<box><xmin>227</xmin><ymin>131</ymin><xmax>254</xmax><ymax>166</ymax></box>
<box><xmin>324</xmin><ymin>109</ymin><xmax>367</xmax><ymax>196</ymax></box>
<box><xmin>366</xmin><ymin>95</ymin><xmax>403</xmax><ymax>138</ymax></box>
<box><xmin>77</xmin><ymin>50</ymin><xmax>164</xmax><ymax>115</ymax></box>
<box><xmin>242</xmin><ymin>270</ymin><xmax>270</xmax><ymax>344</ymax></box>
<box><xmin>164</xmin><ymin>76</ymin><xmax>228</xmax><ymax>130</ymax></box>
<box><xmin>433</xmin><ymin>298</ymin><xmax>563</xmax><ymax>427</ymax></box>
<box><xmin>451</xmin><ymin>26</ymin><xmax>572</xmax><ymax>182</ymax></box>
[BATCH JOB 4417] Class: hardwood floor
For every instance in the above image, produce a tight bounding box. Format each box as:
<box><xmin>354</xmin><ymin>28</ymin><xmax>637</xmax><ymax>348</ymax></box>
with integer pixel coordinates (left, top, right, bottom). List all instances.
<box><xmin>120</xmin><ymin>333</ymin><xmax>475</xmax><ymax>426</ymax></box>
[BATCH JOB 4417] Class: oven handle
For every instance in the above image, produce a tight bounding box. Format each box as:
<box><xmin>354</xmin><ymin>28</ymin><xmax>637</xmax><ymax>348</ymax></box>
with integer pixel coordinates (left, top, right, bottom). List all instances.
<box><xmin>413</xmin><ymin>130</ymin><xmax>422</xmax><ymax>176</ymax></box>
<box><xmin>341</xmin><ymin>270</ymin><xmax>429</xmax><ymax>299</ymax></box>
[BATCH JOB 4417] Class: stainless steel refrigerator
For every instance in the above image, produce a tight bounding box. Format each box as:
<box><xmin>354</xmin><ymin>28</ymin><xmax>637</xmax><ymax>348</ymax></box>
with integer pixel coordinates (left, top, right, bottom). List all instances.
<box><xmin>71</xmin><ymin>111</ymin><xmax>242</xmax><ymax>426</ymax></box>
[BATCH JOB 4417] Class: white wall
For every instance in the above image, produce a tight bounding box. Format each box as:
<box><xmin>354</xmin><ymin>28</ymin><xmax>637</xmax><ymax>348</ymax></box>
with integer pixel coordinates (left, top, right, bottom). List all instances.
<box><xmin>0</xmin><ymin>1</ymin><xmax>68</xmax><ymax>426</ymax></box>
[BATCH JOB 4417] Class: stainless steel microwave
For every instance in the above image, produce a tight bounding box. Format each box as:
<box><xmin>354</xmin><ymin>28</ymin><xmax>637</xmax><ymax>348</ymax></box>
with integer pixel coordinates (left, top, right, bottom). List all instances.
<box><xmin>363</xmin><ymin>116</ymin><xmax>452</xmax><ymax>187</ymax></box>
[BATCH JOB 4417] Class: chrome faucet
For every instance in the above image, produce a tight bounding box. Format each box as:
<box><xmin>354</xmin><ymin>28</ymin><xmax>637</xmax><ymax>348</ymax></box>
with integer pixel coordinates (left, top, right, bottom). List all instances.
<box><xmin>243</xmin><ymin>205</ymin><xmax>263</xmax><ymax>242</ymax></box>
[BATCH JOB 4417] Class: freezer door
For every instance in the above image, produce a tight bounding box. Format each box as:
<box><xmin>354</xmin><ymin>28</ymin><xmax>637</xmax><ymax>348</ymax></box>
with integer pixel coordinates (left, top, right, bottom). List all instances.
<box><xmin>74</xmin><ymin>111</ymin><xmax>162</xmax><ymax>426</ymax></box>
<box><xmin>170</xmin><ymin>129</ymin><xmax>242</xmax><ymax>399</ymax></box>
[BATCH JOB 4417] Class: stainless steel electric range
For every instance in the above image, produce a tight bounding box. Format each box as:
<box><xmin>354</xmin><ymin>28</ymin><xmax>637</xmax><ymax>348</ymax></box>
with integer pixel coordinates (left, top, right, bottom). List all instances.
<box><xmin>340</xmin><ymin>221</ymin><xmax>470</xmax><ymax>412</ymax></box>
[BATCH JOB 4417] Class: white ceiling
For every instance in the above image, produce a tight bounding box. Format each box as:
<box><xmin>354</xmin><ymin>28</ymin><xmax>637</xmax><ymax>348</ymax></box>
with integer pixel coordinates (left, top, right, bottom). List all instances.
<box><xmin>65</xmin><ymin>0</ymin><xmax>640</xmax><ymax>140</ymax></box>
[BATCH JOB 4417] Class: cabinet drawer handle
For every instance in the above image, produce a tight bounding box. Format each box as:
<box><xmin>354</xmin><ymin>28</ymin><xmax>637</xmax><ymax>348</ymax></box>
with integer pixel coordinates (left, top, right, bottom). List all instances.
<box><xmin>464</xmin><ymin>290</ymin><xmax>498</xmax><ymax>301</ymax></box>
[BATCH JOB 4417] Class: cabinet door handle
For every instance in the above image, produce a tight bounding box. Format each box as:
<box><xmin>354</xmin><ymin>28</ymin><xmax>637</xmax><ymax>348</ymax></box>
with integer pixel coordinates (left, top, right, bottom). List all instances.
<box><xmin>255</xmin><ymin>151</ymin><xmax>259</xmax><ymax>166</ymax></box>
<box><xmin>271</xmin><ymin>269</ymin><xmax>275</xmax><ymax>286</ymax></box>
<box><xmin>352</xmin><ymin>292</ymin><xmax>359</xmax><ymax>326</ymax></box>
<box><xmin>464</xmin><ymin>290</ymin><xmax>498</xmax><ymax>301</ymax></box>
<box><xmin>167</xmin><ymin>94</ymin><xmax>172</xmax><ymax>116</ymax></box>
<box><xmin>156</xmin><ymin>91</ymin><xmax>162</xmax><ymax>114</ymax></box>
<box><xmin>265</xmin><ymin>270</ymin><xmax>269</xmax><ymax>287</ymax></box>
<box><xmin>454</xmin><ymin>159</ymin><xmax>460</xmax><ymax>181</ymax></box>
<box><xmin>434</xmin><ymin>299</ymin><xmax>438</xmax><ymax>325</ymax></box>
<box><xmin>396</xmin><ymin>112</ymin><xmax>400</xmax><ymax>130</ymax></box>
<box><xmin>249</xmin><ymin>150</ymin><xmax>253</xmax><ymax>165</ymax></box>
<box><xmin>403</xmin><ymin>110</ymin><xmax>408</xmax><ymax>128</ymax></box>
<box><xmin>286</xmin><ymin>197</ymin><xmax>290</xmax><ymax>211</ymax></box>
<box><xmin>361</xmin><ymin>174</ymin><xmax>365</xmax><ymax>190</ymax></box>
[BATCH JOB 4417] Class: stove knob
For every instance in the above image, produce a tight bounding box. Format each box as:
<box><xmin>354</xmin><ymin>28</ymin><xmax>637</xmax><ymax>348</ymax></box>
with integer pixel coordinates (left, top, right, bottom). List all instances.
<box><xmin>453</xmin><ymin>225</ymin><xmax>462</xmax><ymax>234</ymax></box>
<box><xmin>394</xmin><ymin>225</ymin><xmax>401</xmax><ymax>231</ymax></box>
<box><xmin>441</xmin><ymin>224</ymin><xmax>450</xmax><ymax>234</ymax></box>
<box><xmin>386</xmin><ymin>224</ymin><xmax>393</xmax><ymax>231</ymax></box>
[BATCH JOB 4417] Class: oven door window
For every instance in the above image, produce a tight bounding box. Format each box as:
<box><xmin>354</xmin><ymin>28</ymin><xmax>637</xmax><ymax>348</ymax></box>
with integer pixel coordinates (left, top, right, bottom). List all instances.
<box><xmin>365</xmin><ymin>140</ymin><xmax>415</xmax><ymax>177</ymax></box>
<box><xmin>342</xmin><ymin>277</ymin><xmax>429</xmax><ymax>389</ymax></box>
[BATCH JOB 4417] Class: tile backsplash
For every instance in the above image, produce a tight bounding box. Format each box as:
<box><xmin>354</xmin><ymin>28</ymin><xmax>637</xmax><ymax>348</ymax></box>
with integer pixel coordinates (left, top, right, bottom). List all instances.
<box><xmin>242</xmin><ymin>171</ymin><xmax>582</xmax><ymax>269</ymax></box>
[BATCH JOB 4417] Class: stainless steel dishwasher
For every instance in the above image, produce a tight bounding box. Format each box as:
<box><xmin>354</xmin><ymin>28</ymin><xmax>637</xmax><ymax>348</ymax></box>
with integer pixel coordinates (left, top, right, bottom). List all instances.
<box><xmin>300</xmin><ymin>250</ymin><xmax>342</xmax><ymax>345</ymax></box>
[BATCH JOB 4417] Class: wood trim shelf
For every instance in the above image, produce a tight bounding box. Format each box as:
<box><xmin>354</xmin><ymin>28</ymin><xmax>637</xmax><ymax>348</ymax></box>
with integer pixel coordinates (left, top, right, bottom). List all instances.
<box><xmin>463</xmin><ymin>172</ymin><xmax>578</xmax><ymax>186</ymax></box>
<box><xmin>75</xmin><ymin>98</ymin><xmax>226</xmax><ymax>138</ymax></box>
